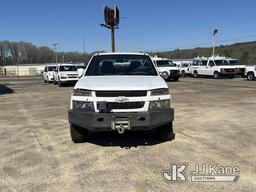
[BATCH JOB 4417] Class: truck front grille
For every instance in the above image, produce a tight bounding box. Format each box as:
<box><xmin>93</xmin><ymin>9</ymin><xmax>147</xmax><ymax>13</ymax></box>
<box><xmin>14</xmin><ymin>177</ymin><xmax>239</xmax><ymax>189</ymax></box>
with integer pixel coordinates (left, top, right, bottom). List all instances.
<box><xmin>95</xmin><ymin>91</ymin><xmax>147</xmax><ymax>97</ymax></box>
<box><xmin>170</xmin><ymin>70</ymin><xmax>179</xmax><ymax>74</ymax></box>
<box><xmin>97</xmin><ymin>102</ymin><xmax>145</xmax><ymax>110</ymax></box>
<box><xmin>67</xmin><ymin>74</ymin><xmax>78</xmax><ymax>78</ymax></box>
<box><xmin>224</xmin><ymin>69</ymin><xmax>235</xmax><ymax>72</ymax></box>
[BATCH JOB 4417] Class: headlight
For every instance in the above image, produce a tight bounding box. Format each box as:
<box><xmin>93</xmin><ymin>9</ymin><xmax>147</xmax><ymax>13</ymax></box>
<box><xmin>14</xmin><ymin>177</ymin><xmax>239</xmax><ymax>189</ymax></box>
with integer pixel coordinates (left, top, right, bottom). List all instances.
<box><xmin>149</xmin><ymin>100</ymin><xmax>170</xmax><ymax>111</ymax></box>
<box><xmin>73</xmin><ymin>101</ymin><xmax>94</xmax><ymax>112</ymax></box>
<box><xmin>151</xmin><ymin>88</ymin><xmax>169</xmax><ymax>96</ymax></box>
<box><xmin>160</xmin><ymin>71</ymin><xmax>169</xmax><ymax>79</ymax></box>
<box><xmin>73</xmin><ymin>89</ymin><xmax>92</xmax><ymax>96</ymax></box>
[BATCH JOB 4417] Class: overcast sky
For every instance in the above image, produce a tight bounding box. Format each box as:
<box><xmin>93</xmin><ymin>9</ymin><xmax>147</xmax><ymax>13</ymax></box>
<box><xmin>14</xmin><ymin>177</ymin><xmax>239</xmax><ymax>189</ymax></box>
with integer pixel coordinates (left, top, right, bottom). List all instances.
<box><xmin>1</xmin><ymin>0</ymin><xmax>256</xmax><ymax>52</ymax></box>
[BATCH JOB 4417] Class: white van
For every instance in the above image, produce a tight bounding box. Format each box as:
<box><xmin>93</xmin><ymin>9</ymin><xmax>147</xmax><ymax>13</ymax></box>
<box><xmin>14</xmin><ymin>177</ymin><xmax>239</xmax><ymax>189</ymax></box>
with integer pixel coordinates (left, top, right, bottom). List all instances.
<box><xmin>191</xmin><ymin>56</ymin><xmax>236</xmax><ymax>79</ymax></box>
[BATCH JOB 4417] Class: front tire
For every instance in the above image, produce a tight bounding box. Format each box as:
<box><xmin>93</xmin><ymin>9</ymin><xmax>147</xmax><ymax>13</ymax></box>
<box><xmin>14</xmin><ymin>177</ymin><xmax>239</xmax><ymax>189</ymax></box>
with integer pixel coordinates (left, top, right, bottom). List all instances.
<box><xmin>70</xmin><ymin>124</ymin><xmax>88</xmax><ymax>143</ymax></box>
<box><xmin>172</xmin><ymin>77</ymin><xmax>179</xmax><ymax>81</ymax></box>
<box><xmin>213</xmin><ymin>71</ymin><xmax>219</xmax><ymax>79</ymax></box>
<box><xmin>247</xmin><ymin>72</ymin><xmax>255</xmax><ymax>81</ymax></box>
<box><xmin>193</xmin><ymin>71</ymin><xmax>198</xmax><ymax>78</ymax></box>
<box><xmin>58</xmin><ymin>77</ymin><xmax>62</xmax><ymax>87</ymax></box>
<box><xmin>156</xmin><ymin>122</ymin><xmax>175</xmax><ymax>141</ymax></box>
<box><xmin>53</xmin><ymin>78</ymin><xmax>57</xmax><ymax>85</ymax></box>
<box><xmin>181</xmin><ymin>70</ymin><xmax>186</xmax><ymax>77</ymax></box>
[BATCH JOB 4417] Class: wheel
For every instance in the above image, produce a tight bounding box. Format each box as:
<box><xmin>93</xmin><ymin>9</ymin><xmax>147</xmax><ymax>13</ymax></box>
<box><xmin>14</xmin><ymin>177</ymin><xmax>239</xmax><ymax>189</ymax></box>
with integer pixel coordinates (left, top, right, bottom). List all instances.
<box><xmin>172</xmin><ymin>77</ymin><xmax>179</xmax><ymax>81</ymax></box>
<box><xmin>156</xmin><ymin>122</ymin><xmax>175</xmax><ymax>141</ymax></box>
<box><xmin>44</xmin><ymin>79</ymin><xmax>47</xmax><ymax>83</ymax></box>
<box><xmin>213</xmin><ymin>71</ymin><xmax>219</xmax><ymax>79</ymax></box>
<box><xmin>58</xmin><ymin>77</ymin><xmax>62</xmax><ymax>87</ymax></box>
<box><xmin>53</xmin><ymin>77</ymin><xmax>57</xmax><ymax>85</ymax></box>
<box><xmin>193</xmin><ymin>71</ymin><xmax>198</xmax><ymax>78</ymax></box>
<box><xmin>181</xmin><ymin>70</ymin><xmax>186</xmax><ymax>77</ymax></box>
<box><xmin>70</xmin><ymin>124</ymin><xmax>88</xmax><ymax>143</ymax></box>
<box><xmin>247</xmin><ymin>72</ymin><xmax>255</xmax><ymax>81</ymax></box>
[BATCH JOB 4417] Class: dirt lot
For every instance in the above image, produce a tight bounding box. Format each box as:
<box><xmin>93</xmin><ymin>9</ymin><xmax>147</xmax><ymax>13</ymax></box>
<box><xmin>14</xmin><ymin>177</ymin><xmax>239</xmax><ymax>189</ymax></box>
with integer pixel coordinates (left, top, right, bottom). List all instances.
<box><xmin>0</xmin><ymin>78</ymin><xmax>255</xmax><ymax>192</ymax></box>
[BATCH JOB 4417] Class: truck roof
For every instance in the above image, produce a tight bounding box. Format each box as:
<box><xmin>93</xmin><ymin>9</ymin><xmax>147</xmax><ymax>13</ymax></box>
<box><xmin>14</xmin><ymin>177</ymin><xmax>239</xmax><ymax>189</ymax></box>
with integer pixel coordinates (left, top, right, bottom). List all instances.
<box><xmin>93</xmin><ymin>52</ymin><xmax>149</xmax><ymax>56</ymax></box>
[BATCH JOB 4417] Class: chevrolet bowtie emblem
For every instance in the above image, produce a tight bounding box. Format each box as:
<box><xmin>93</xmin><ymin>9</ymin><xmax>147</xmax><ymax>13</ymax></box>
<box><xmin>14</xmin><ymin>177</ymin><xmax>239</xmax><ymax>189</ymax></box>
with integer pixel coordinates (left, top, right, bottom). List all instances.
<box><xmin>115</xmin><ymin>96</ymin><xmax>129</xmax><ymax>103</ymax></box>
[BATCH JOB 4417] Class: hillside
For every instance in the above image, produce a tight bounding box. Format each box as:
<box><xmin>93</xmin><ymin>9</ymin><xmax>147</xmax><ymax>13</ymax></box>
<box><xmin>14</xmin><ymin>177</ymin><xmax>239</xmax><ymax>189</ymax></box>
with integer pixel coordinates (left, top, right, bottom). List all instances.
<box><xmin>151</xmin><ymin>41</ymin><xmax>256</xmax><ymax>65</ymax></box>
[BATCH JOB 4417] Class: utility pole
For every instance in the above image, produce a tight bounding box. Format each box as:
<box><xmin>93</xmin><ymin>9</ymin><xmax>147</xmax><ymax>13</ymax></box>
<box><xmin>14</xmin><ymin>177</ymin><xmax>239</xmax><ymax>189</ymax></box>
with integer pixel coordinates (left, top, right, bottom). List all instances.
<box><xmin>100</xmin><ymin>5</ymin><xmax>119</xmax><ymax>52</ymax></box>
<box><xmin>212</xmin><ymin>29</ymin><xmax>218</xmax><ymax>57</ymax></box>
<box><xmin>52</xmin><ymin>43</ymin><xmax>58</xmax><ymax>64</ymax></box>
<box><xmin>83</xmin><ymin>37</ymin><xmax>85</xmax><ymax>54</ymax></box>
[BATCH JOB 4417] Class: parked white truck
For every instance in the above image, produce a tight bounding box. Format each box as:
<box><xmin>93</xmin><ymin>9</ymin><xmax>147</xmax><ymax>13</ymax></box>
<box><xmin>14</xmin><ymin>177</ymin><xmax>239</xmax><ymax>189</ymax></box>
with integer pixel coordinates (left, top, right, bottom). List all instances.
<box><xmin>152</xmin><ymin>57</ymin><xmax>180</xmax><ymax>81</ymax></box>
<box><xmin>68</xmin><ymin>53</ymin><xmax>175</xmax><ymax>143</ymax></box>
<box><xmin>43</xmin><ymin>65</ymin><xmax>56</xmax><ymax>83</ymax></box>
<box><xmin>191</xmin><ymin>56</ymin><xmax>236</xmax><ymax>79</ymax></box>
<box><xmin>245</xmin><ymin>66</ymin><xmax>256</xmax><ymax>80</ymax></box>
<box><xmin>227</xmin><ymin>58</ymin><xmax>246</xmax><ymax>77</ymax></box>
<box><xmin>53</xmin><ymin>64</ymin><xmax>79</xmax><ymax>86</ymax></box>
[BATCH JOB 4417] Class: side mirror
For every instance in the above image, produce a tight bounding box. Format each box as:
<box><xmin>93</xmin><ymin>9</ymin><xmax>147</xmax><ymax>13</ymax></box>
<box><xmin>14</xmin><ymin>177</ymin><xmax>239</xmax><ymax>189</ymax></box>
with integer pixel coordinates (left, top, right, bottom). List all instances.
<box><xmin>77</xmin><ymin>68</ymin><xmax>84</xmax><ymax>78</ymax></box>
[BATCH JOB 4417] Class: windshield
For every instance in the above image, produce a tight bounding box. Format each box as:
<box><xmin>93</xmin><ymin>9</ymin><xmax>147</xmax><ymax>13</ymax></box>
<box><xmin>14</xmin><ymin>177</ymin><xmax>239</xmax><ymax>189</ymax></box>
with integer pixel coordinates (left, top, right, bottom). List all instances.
<box><xmin>214</xmin><ymin>60</ymin><xmax>229</xmax><ymax>66</ymax></box>
<box><xmin>59</xmin><ymin>65</ymin><xmax>77</xmax><ymax>71</ymax></box>
<box><xmin>48</xmin><ymin>66</ymin><xmax>56</xmax><ymax>71</ymax></box>
<box><xmin>156</xmin><ymin>60</ymin><xmax>177</xmax><ymax>67</ymax></box>
<box><xmin>85</xmin><ymin>55</ymin><xmax>158</xmax><ymax>76</ymax></box>
<box><xmin>229</xmin><ymin>60</ymin><xmax>241</xmax><ymax>65</ymax></box>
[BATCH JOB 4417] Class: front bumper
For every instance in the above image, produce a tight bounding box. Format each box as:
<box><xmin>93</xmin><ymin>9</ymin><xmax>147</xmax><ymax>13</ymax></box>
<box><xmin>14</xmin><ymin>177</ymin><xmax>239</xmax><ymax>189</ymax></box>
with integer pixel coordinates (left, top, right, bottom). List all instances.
<box><xmin>219</xmin><ymin>71</ymin><xmax>236</xmax><ymax>76</ymax></box>
<box><xmin>60</xmin><ymin>78</ymin><xmax>78</xmax><ymax>83</ymax></box>
<box><xmin>68</xmin><ymin>108</ymin><xmax>174</xmax><ymax>131</ymax></box>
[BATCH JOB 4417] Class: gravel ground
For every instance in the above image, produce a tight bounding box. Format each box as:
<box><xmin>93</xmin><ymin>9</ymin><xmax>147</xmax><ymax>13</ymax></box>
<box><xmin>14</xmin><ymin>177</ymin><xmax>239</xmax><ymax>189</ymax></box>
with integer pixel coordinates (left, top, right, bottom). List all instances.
<box><xmin>0</xmin><ymin>77</ymin><xmax>255</xmax><ymax>192</ymax></box>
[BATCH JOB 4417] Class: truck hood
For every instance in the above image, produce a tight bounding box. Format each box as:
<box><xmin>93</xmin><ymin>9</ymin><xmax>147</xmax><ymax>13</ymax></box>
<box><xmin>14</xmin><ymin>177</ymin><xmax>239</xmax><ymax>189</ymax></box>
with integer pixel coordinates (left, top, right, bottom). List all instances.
<box><xmin>232</xmin><ymin>65</ymin><xmax>246</xmax><ymax>68</ymax></box>
<box><xmin>215</xmin><ymin>66</ymin><xmax>236</xmax><ymax>69</ymax></box>
<box><xmin>157</xmin><ymin>67</ymin><xmax>180</xmax><ymax>72</ymax></box>
<box><xmin>75</xmin><ymin>76</ymin><xmax>167</xmax><ymax>91</ymax></box>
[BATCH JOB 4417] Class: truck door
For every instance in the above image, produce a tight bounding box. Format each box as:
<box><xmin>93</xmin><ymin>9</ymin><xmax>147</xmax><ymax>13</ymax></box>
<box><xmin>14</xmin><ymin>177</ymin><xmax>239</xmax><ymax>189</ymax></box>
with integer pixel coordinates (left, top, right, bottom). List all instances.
<box><xmin>207</xmin><ymin>60</ymin><xmax>215</xmax><ymax>76</ymax></box>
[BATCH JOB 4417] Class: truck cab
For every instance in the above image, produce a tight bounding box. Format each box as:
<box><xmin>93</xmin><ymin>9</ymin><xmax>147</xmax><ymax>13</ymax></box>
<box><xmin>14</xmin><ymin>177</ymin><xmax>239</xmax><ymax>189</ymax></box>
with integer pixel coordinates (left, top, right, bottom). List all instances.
<box><xmin>191</xmin><ymin>56</ymin><xmax>236</xmax><ymax>79</ymax></box>
<box><xmin>152</xmin><ymin>57</ymin><xmax>180</xmax><ymax>81</ymax></box>
<box><xmin>68</xmin><ymin>53</ymin><xmax>175</xmax><ymax>143</ymax></box>
<box><xmin>53</xmin><ymin>64</ymin><xmax>79</xmax><ymax>86</ymax></box>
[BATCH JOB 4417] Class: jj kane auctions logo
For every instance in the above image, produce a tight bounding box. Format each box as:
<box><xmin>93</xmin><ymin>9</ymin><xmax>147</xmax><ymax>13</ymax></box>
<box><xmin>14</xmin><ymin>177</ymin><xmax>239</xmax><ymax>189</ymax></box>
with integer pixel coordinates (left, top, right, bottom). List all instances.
<box><xmin>162</xmin><ymin>163</ymin><xmax>240</xmax><ymax>183</ymax></box>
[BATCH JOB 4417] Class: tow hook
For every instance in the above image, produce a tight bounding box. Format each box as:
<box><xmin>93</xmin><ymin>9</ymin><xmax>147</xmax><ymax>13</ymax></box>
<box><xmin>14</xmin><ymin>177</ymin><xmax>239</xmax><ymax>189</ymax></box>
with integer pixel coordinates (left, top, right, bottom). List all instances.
<box><xmin>117</xmin><ymin>125</ymin><xmax>125</xmax><ymax>134</ymax></box>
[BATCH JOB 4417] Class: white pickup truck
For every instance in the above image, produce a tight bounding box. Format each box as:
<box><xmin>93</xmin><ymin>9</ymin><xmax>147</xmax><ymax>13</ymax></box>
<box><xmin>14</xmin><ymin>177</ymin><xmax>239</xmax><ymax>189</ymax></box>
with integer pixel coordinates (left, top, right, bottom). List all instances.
<box><xmin>245</xmin><ymin>66</ymin><xmax>256</xmax><ymax>80</ymax></box>
<box><xmin>53</xmin><ymin>64</ymin><xmax>79</xmax><ymax>86</ymax></box>
<box><xmin>152</xmin><ymin>58</ymin><xmax>180</xmax><ymax>81</ymax></box>
<box><xmin>43</xmin><ymin>65</ymin><xmax>56</xmax><ymax>83</ymax></box>
<box><xmin>191</xmin><ymin>56</ymin><xmax>236</xmax><ymax>79</ymax></box>
<box><xmin>68</xmin><ymin>52</ymin><xmax>175</xmax><ymax>143</ymax></box>
<box><xmin>178</xmin><ymin>63</ymin><xmax>191</xmax><ymax>77</ymax></box>
<box><xmin>227</xmin><ymin>58</ymin><xmax>246</xmax><ymax>77</ymax></box>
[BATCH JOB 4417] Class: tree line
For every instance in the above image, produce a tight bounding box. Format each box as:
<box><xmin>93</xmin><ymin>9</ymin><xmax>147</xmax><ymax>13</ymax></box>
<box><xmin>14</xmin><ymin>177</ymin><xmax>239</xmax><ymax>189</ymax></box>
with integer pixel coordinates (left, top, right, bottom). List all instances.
<box><xmin>0</xmin><ymin>41</ymin><xmax>93</xmax><ymax>65</ymax></box>
<box><xmin>1</xmin><ymin>40</ymin><xmax>255</xmax><ymax>66</ymax></box>
<box><xmin>152</xmin><ymin>41</ymin><xmax>256</xmax><ymax>65</ymax></box>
